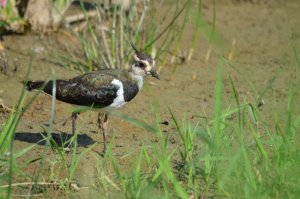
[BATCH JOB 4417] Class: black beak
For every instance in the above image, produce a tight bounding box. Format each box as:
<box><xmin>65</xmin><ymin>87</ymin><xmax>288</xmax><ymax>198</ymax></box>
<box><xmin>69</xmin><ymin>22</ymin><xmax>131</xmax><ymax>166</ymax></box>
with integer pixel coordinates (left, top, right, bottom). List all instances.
<box><xmin>150</xmin><ymin>69</ymin><xmax>160</xmax><ymax>80</ymax></box>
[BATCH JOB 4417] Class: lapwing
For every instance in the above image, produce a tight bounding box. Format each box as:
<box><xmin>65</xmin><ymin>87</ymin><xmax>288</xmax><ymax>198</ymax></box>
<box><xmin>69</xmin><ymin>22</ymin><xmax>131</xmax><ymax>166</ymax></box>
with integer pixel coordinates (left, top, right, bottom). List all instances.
<box><xmin>26</xmin><ymin>43</ymin><xmax>159</xmax><ymax>154</ymax></box>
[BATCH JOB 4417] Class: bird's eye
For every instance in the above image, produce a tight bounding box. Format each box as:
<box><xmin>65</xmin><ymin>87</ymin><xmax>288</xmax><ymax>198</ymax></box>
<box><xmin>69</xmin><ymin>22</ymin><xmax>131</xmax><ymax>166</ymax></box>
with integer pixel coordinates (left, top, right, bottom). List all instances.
<box><xmin>137</xmin><ymin>62</ymin><xmax>145</xmax><ymax>68</ymax></box>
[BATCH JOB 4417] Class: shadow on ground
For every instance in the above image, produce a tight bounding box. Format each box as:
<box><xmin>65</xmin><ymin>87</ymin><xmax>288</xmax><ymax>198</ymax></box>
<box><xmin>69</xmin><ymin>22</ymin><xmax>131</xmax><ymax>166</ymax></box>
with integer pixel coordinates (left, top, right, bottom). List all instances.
<box><xmin>14</xmin><ymin>132</ymin><xmax>96</xmax><ymax>147</ymax></box>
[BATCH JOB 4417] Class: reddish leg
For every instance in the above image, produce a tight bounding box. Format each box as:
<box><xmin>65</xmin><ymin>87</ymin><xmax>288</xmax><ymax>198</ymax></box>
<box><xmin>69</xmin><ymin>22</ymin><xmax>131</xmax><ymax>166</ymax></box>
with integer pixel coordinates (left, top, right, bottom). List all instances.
<box><xmin>72</xmin><ymin>112</ymin><xmax>78</xmax><ymax>136</ymax></box>
<box><xmin>97</xmin><ymin>113</ymin><xmax>109</xmax><ymax>155</ymax></box>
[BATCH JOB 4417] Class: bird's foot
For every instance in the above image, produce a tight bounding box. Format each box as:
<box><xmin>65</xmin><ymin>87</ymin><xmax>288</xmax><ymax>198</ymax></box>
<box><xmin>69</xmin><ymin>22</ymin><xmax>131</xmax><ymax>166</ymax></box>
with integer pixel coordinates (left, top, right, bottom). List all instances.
<box><xmin>63</xmin><ymin>147</ymin><xmax>72</xmax><ymax>153</ymax></box>
<box><xmin>0</xmin><ymin>101</ymin><xmax>15</xmax><ymax>114</ymax></box>
<box><xmin>63</xmin><ymin>143</ymin><xmax>80</xmax><ymax>154</ymax></box>
<box><xmin>100</xmin><ymin>145</ymin><xmax>106</xmax><ymax>157</ymax></box>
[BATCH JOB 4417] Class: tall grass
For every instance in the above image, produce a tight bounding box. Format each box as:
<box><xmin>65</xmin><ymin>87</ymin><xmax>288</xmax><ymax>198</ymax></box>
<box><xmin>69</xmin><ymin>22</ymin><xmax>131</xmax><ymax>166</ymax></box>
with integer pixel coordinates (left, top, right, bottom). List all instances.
<box><xmin>0</xmin><ymin>47</ymin><xmax>38</xmax><ymax>197</ymax></box>
<box><xmin>0</xmin><ymin>48</ymin><xmax>94</xmax><ymax>197</ymax></box>
<box><xmin>1</xmin><ymin>49</ymin><xmax>299</xmax><ymax>198</ymax></box>
<box><xmin>49</xmin><ymin>0</ymin><xmax>200</xmax><ymax>73</ymax></box>
<box><xmin>91</xmin><ymin>55</ymin><xmax>300</xmax><ymax>198</ymax></box>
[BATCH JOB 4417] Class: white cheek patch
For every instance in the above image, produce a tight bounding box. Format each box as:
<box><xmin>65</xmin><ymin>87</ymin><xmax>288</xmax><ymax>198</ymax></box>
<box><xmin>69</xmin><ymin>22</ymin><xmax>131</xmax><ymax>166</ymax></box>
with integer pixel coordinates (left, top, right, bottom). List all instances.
<box><xmin>145</xmin><ymin>67</ymin><xmax>152</xmax><ymax>75</ymax></box>
<box><xmin>109</xmin><ymin>79</ymin><xmax>127</xmax><ymax>108</ymax></box>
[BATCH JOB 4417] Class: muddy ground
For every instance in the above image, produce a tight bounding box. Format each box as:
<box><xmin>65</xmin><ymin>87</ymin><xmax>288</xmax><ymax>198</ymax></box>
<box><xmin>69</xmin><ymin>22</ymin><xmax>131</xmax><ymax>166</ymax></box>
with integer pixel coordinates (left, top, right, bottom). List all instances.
<box><xmin>0</xmin><ymin>0</ymin><xmax>300</xmax><ymax>198</ymax></box>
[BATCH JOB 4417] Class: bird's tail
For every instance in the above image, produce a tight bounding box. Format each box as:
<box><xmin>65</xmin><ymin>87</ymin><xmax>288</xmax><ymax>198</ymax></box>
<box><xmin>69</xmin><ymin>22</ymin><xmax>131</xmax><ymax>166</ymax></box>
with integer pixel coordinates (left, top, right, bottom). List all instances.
<box><xmin>26</xmin><ymin>80</ymin><xmax>46</xmax><ymax>91</ymax></box>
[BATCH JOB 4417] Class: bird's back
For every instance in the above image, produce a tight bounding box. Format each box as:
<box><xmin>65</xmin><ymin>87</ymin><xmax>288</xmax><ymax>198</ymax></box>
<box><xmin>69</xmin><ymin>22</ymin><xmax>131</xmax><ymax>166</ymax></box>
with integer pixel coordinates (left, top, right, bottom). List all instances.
<box><xmin>27</xmin><ymin>69</ymin><xmax>139</xmax><ymax>108</ymax></box>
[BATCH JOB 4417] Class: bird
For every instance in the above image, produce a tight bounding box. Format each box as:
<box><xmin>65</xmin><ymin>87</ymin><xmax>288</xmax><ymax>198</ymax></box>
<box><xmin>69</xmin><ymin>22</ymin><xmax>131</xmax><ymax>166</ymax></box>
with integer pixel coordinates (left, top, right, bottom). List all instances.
<box><xmin>26</xmin><ymin>43</ymin><xmax>159</xmax><ymax>154</ymax></box>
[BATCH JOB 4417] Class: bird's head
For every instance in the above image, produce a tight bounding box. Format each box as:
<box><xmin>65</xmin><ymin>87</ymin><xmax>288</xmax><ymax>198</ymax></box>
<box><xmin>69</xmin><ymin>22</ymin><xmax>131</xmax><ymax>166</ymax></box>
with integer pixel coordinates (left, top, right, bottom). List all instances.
<box><xmin>130</xmin><ymin>42</ymin><xmax>160</xmax><ymax>80</ymax></box>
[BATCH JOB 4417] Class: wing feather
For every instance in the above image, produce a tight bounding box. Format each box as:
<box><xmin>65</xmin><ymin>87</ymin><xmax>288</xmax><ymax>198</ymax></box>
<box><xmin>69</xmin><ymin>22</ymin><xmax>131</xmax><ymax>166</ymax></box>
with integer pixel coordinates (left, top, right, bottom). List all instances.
<box><xmin>56</xmin><ymin>71</ymin><xmax>119</xmax><ymax>107</ymax></box>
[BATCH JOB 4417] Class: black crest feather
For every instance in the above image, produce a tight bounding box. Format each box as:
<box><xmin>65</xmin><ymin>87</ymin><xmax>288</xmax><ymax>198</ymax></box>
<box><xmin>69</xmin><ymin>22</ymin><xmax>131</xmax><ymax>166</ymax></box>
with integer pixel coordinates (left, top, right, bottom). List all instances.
<box><xmin>130</xmin><ymin>42</ymin><xmax>154</xmax><ymax>65</ymax></box>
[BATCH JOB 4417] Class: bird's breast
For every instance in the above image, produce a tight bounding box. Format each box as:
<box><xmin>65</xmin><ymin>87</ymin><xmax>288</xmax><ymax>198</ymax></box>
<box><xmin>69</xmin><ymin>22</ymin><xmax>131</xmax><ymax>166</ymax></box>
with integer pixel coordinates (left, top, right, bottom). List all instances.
<box><xmin>108</xmin><ymin>79</ymin><xmax>127</xmax><ymax>109</ymax></box>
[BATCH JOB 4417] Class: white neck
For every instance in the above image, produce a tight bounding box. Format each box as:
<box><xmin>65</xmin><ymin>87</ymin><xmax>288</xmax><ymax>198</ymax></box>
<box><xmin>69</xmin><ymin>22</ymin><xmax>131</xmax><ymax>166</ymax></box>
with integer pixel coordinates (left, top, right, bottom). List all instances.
<box><xmin>129</xmin><ymin>73</ymin><xmax>144</xmax><ymax>90</ymax></box>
